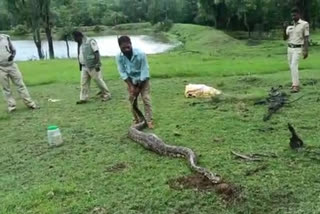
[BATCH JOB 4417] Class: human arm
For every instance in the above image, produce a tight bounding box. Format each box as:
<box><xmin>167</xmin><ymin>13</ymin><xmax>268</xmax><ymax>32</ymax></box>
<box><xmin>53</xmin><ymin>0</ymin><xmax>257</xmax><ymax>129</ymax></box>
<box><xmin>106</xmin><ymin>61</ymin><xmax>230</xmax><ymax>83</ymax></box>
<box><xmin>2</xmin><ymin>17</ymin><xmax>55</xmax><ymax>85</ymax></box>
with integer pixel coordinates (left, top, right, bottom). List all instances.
<box><xmin>283</xmin><ymin>21</ymin><xmax>289</xmax><ymax>41</ymax></box>
<box><xmin>116</xmin><ymin>55</ymin><xmax>138</xmax><ymax>95</ymax></box>
<box><xmin>90</xmin><ymin>40</ymin><xmax>101</xmax><ymax>71</ymax></box>
<box><xmin>303</xmin><ymin>23</ymin><xmax>310</xmax><ymax>59</ymax></box>
<box><xmin>94</xmin><ymin>51</ymin><xmax>101</xmax><ymax>71</ymax></box>
<box><xmin>125</xmin><ymin>78</ymin><xmax>141</xmax><ymax>97</ymax></box>
<box><xmin>77</xmin><ymin>42</ymin><xmax>82</xmax><ymax>71</ymax></box>
<box><xmin>303</xmin><ymin>36</ymin><xmax>309</xmax><ymax>59</ymax></box>
<box><xmin>116</xmin><ymin>55</ymin><xmax>129</xmax><ymax>80</ymax></box>
<box><xmin>7</xmin><ymin>37</ymin><xmax>16</xmax><ymax>61</ymax></box>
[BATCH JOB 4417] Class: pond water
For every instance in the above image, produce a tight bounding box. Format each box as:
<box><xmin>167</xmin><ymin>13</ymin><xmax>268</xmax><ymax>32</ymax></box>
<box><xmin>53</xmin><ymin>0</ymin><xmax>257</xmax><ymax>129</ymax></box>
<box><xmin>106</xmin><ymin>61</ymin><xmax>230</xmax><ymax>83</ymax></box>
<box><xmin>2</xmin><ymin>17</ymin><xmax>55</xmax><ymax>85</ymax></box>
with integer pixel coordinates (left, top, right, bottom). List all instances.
<box><xmin>12</xmin><ymin>35</ymin><xmax>176</xmax><ymax>61</ymax></box>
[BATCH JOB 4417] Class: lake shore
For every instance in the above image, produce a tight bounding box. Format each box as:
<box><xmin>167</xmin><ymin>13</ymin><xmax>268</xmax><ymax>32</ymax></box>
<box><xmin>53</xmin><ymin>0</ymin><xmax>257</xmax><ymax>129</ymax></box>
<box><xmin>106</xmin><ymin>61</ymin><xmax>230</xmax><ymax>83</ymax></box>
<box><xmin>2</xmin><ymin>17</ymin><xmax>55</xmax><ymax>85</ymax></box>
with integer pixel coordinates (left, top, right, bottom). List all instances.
<box><xmin>12</xmin><ymin>35</ymin><xmax>178</xmax><ymax>61</ymax></box>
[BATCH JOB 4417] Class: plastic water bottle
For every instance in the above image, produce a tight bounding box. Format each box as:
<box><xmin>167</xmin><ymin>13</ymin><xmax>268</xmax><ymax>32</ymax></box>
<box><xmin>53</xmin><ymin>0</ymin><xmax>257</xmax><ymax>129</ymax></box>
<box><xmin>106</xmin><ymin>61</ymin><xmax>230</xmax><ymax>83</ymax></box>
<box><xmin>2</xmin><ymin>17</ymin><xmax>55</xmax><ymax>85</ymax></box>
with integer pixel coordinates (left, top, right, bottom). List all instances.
<box><xmin>47</xmin><ymin>125</ymin><xmax>63</xmax><ymax>147</ymax></box>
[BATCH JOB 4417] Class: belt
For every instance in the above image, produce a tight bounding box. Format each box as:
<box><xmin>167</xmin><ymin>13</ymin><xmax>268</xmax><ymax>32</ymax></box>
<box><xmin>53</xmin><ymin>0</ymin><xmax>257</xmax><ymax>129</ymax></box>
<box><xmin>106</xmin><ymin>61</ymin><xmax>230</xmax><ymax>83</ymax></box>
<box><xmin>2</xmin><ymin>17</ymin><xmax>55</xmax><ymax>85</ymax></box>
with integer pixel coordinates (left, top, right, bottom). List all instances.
<box><xmin>288</xmin><ymin>44</ymin><xmax>303</xmax><ymax>48</ymax></box>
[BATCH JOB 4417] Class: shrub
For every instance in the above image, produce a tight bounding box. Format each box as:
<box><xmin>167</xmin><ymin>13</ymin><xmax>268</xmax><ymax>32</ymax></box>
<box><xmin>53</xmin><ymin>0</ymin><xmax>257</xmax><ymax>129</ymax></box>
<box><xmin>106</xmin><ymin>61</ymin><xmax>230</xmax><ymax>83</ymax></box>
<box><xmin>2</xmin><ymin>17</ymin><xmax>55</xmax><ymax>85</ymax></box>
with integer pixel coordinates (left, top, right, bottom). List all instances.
<box><xmin>154</xmin><ymin>19</ymin><xmax>173</xmax><ymax>32</ymax></box>
<box><xmin>93</xmin><ymin>25</ymin><xmax>103</xmax><ymax>32</ymax></box>
<box><xmin>12</xmin><ymin>24</ymin><xmax>29</xmax><ymax>36</ymax></box>
<box><xmin>102</xmin><ymin>12</ymin><xmax>128</xmax><ymax>26</ymax></box>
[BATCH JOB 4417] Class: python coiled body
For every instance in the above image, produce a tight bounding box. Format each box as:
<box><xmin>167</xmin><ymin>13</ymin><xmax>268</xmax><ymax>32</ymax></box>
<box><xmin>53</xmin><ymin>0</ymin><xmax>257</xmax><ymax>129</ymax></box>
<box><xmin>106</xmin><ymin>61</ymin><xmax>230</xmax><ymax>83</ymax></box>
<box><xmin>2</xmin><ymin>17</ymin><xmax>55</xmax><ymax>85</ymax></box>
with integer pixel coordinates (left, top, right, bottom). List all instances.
<box><xmin>128</xmin><ymin>97</ymin><xmax>221</xmax><ymax>184</ymax></box>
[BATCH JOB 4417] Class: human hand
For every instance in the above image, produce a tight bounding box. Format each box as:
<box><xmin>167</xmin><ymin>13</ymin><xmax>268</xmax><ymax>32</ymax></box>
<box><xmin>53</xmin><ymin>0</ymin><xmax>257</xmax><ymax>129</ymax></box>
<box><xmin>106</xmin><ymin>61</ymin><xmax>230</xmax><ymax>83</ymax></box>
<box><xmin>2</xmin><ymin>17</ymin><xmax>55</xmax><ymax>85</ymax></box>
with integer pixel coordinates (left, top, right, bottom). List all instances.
<box><xmin>303</xmin><ymin>50</ymin><xmax>308</xmax><ymax>59</ymax></box>
<box><xmin>8</xmin><ymin>55</ymin><xmax>14</xmax><ymax>62</ymax></box>
<box><xmin>283</xmin><ymin>21</ymin><xmax>289</xmax><ymax>28</ymax></box>
<box><xmin>133</xmin><ymin>86</ymin><xmax>141</xmax><ymax>96</ymax></box>
<box><xmin>95</xmin><ymin>66</ymin><xmax>100</xmax><ymax>72</ymax></box>
<box><xmin>129</xmin><ymin>85</ymin><xmax>140</xmax><ymax>97</ymax></box>
<box><xmin>128</xmin><ymin>85</ymin><xmax>135</xmax><ymax>96</ymax></box>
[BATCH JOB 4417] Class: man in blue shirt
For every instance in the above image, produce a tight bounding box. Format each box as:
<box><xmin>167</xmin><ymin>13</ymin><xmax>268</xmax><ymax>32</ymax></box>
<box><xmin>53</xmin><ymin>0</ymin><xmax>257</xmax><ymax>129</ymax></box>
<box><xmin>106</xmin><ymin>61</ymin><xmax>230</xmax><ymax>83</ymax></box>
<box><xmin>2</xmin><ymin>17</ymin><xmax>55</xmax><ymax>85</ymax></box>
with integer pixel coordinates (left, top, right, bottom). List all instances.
<box><xmin>116</xmin><ymin>36</ymin><xmax>154</xmax><ymax>128</ymax></box>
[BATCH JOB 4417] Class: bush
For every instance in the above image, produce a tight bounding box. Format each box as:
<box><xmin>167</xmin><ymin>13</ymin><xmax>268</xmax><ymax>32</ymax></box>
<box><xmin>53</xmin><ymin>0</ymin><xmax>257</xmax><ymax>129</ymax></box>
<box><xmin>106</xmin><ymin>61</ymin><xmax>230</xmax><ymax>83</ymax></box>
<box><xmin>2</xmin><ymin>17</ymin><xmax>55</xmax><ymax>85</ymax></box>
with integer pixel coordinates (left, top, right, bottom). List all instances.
<box><xmin>154</xmin><ymin>19</ymin><xmax>173</xmax><ymax>32</ymax></box>
<box><xmin>0</xmin><ymin>12</ymin><xmax>10</xmax><ymax>30</ymax></box>
<box><xmin>12</xmin><ymin>24</ymin><xmax>29</xmax><ymax>36</ymax></box>
<box><xmin>112</xmin><ymin>23</ymin><xmax>151</xmax><ymax>31</ymax></box>
<box><xmin>101</xmin><ymin>12</ymin><xmax>128</xmax><ymax>26</ymax></box>
<box><xmin>194</xmin><ymin>13</ymin><xmax>215</xmax><ymax>26</ymax></box>
<box><xmin>93</xmin><ymin>25</ymin><xmax>103</xmax><ymax>32</ymax></box>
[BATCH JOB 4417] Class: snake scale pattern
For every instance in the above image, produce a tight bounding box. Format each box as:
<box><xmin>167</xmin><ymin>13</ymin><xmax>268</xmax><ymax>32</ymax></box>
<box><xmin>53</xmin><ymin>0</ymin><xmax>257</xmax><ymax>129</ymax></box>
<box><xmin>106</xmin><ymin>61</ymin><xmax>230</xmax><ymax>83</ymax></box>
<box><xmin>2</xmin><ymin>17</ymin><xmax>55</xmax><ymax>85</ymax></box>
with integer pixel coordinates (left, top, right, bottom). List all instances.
<box><xmin>128</xmin><ymin>97</ymin><xmax>221</xmax><ymax>184</ymax></box>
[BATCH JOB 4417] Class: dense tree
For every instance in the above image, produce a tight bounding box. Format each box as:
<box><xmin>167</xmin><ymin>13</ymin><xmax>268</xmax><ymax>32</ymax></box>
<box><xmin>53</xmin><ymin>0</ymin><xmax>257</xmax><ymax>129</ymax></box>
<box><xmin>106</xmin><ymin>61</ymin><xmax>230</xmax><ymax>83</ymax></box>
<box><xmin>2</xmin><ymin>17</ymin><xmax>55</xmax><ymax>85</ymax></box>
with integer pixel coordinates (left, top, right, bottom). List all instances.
<box><xmin>40</xmin><ymin>0</ymin><xmax>55</xmax><ymax>59</ymax></box>
<box><xmin>30</xmin><ymin>0</ymin><xmax>45</xmax><ymax>59</ymax></box>
<box><xmin>57</xmin><ymin>5</ymin><xmax>74</xmax><ymax>58</ymax></box>
<box><xmin>0</xmin><ymin>11</ymin><xmax>10</xmax><ymax>30</ymax></box>
<box><xmin>198</xmin><ymin>0</ymin><xmax>318</xmax><ymax>36</ymax></box>
<box><xmin>119</xmin><ymin>0</ymin><xmax>148</xmax><ymax>22</ymax></box>
<box><xmin>0</xmin><ymin>0</ymin><xmax>10</xmax><ymax>30</ymax></box>
<box><xmin>5</xmin><ymin>0</ymin><xmax>44</xmax><ymax>59</ymax></box>
<box><xmin>1</xmin><ymin>0</ymin><xmax>319</xmax><ymax>41</ymax></box>
<box><xmin>310</xmin><ymin>0</ymin><xmax>320</xmax><ymax>30</ymax></box>
<box><xmin>181</xmin><ymin>0</ymin><xmax>199</xmax><ymax>23</ymax></box>
<box><xmin>147</xmin><ymin>0</ymin><xmax>179</xmax><ymax>24</ymax></box>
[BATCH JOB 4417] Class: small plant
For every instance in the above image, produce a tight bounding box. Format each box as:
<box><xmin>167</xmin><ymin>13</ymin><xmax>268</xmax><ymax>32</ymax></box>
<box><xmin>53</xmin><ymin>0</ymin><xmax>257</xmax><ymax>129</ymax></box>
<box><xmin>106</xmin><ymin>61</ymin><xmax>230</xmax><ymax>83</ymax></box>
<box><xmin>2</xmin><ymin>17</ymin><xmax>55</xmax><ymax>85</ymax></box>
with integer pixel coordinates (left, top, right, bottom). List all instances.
<box><xmin>93</xmin><ymin>25</ymin><xmax>103</xmax><ymax>32</ymax></box>
<box><xmin>12</xmin><ymin>24</ymin><xmax>29</xmax><ymax>36</ymax></box>
<box><xmin>154</xmin><ymin>19</ymin><xmax>173</xmax><ymax>32</ymax></box>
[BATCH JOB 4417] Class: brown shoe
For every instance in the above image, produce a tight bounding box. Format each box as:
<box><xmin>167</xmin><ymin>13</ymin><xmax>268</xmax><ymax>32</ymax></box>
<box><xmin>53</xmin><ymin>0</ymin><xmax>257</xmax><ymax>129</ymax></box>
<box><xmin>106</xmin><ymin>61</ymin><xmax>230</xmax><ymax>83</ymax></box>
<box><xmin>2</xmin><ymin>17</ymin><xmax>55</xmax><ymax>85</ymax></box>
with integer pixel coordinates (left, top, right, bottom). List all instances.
<box><xmin>291</xmin><ymin>86</ymin><xmax>299</xmax><ymax>93</ymax></box>
<box><xmin>8</xmin><ymin>107</ymin><xmax>16</xmax><ymax>113</ymax></box>
<box><xmin>147</xmin><ymin>121</ymin><xmax>154</xmax><ymax>129</ymax></box>
<box><xmin>76</xmin><ymin>100</ymin><xmax>88</xmax><ymax>104</ymax></box>
<box><xmin>101</xmin><ymin>96</ymin><xmax>112</xmax><ymax>102</ymax></box>
<box><xmin>29</xmin><ymin>105</ymin><xmax>40</xmax><ymax>110</ymax></box>
<box><xmin>96</xmin><ymin>91</ymin><xmax>102</xmax><ymax>97</ymax></box>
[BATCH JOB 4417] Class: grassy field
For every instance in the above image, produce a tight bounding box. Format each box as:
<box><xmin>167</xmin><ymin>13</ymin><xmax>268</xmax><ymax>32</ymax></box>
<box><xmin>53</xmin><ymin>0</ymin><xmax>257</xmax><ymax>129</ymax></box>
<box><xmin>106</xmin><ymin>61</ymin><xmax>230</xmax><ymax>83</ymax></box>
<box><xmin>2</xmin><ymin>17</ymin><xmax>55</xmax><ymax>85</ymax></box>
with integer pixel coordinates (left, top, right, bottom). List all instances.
<box><xmin>1</xmin><ymin>24</ymin><xmax>320</xmax><ymax>214</ymax></box>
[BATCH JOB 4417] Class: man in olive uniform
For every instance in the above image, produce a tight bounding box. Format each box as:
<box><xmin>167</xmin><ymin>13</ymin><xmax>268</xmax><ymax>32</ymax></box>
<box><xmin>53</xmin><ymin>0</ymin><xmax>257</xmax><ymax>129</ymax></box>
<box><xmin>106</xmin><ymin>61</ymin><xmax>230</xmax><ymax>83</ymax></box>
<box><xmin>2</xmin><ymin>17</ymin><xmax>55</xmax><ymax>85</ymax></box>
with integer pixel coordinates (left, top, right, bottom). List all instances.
<box><xmin>0</xmin><ymin>34</ymin><xmax>38</xmax><ymax>112</ymax></box>
<box><xmin>283</xmin><ymin>7</ymin><xmax>309</xmax><ymax>93</ymax></box>
<box><xmin>72</xmin><ymin>31</ymin><xmax>111</xmax><ymax>104</ymax></box>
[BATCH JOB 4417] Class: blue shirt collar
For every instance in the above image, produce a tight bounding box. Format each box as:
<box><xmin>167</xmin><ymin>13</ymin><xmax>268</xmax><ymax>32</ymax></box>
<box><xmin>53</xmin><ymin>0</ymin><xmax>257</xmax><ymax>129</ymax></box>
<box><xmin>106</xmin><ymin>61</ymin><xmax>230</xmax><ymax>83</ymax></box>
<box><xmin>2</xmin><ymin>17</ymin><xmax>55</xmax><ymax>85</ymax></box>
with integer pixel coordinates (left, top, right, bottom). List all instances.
<box><xmin>120</xmin><ymin>48</ymin><xmax>139</xmax><ymax>58</ymax></box>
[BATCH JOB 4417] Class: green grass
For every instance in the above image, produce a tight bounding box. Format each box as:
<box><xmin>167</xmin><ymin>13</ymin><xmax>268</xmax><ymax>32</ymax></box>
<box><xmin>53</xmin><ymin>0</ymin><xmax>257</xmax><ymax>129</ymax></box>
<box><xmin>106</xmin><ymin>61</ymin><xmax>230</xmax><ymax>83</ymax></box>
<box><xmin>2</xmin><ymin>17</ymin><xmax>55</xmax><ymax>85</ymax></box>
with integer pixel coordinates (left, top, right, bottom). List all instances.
<box><xmin>1</xmin><ymin>24</ymin><xmax>320</xmax><ymax>214</ymax></box>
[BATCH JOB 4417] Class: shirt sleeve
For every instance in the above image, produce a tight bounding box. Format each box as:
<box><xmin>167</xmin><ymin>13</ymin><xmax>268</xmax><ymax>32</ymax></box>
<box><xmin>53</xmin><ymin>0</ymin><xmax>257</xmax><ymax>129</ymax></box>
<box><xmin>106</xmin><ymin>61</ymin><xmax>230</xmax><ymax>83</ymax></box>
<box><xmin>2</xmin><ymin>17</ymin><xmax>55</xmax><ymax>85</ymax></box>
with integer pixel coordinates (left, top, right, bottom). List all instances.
<box><xmin>304</xmin><ymin>22</ymin><xmax>310</xmax><ymax>37</ymax></box>
<box><xmin>115</xmin><ymin>55</ymin><xmax>128</xmax><ymax>80</ymax></box>
<box><xmin>286</xmin><ymin>26</ymin><xmax>292</xmax><ymax>36</ymax></box>
<box><xmin>140</xmin><ymin>52</ymin><xmax>150</xmax><ymax>81</ymax></box>
<box><xmin>90</xmin><ymin>39</ymin><xmax>99</xmax><ymax>52</ymax></box>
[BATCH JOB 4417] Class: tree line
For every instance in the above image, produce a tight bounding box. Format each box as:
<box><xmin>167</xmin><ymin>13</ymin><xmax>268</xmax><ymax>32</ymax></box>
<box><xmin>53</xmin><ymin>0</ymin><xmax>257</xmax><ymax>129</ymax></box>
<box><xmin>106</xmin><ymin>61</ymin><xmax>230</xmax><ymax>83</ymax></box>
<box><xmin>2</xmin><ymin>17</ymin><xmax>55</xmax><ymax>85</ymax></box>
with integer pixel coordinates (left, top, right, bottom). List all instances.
<box><xmin>0</xmin><ymin>0</ymin><xmax>319</xmax><ymax>59</ymax></box>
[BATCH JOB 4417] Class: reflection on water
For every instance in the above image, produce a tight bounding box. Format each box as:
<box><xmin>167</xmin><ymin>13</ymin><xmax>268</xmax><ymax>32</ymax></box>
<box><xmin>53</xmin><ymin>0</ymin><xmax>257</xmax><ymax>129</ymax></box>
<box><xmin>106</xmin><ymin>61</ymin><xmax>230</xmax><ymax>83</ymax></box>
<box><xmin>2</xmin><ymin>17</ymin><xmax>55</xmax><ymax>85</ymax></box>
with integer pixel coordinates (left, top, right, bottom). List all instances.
<box><xmin>12</xmin><ymin>35</ymin><xmax>176</xmax><ymax>61</ymax></box>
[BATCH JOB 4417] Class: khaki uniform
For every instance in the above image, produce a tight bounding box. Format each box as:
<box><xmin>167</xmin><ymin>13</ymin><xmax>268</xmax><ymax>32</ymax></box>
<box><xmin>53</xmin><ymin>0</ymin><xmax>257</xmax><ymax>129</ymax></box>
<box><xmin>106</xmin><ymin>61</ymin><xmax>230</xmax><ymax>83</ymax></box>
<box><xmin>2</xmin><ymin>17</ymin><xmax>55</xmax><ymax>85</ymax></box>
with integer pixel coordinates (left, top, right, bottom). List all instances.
<box><xmin>78</xmin><ymin>37</ymin><xmax>111</xmax><ymax>101</ymax></box>
<box><xmin>0</xmin><ymin>34</ymin><xmax>36</xmax><ymax>111</ymax></box>
<box><xmin>128</xmin><ymin>80</ymin><xmax>152</xmax><ymax>123</ymax></box>
<box><xmin>286</xmin><ymin>19</ymin><xmax>309</xmax><ymax>86</ymax></box>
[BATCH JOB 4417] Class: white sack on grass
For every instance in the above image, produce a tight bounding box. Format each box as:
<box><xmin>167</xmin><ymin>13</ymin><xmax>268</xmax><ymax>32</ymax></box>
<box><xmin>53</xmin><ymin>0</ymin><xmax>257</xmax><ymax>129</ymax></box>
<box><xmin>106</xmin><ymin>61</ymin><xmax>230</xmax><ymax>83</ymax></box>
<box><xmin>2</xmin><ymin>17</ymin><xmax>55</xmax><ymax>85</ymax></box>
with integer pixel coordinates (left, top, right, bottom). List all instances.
<box><xmin>185</xmin><ymin>84</ymin><xmax>222</xmax><ymax>98</ymax></box>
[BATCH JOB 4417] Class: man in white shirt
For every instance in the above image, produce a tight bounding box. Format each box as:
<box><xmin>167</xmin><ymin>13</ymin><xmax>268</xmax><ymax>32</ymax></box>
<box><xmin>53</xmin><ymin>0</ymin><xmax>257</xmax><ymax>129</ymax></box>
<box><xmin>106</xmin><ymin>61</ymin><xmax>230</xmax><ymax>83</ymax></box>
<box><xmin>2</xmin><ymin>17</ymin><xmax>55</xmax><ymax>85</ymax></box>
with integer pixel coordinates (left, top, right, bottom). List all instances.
<box><xmin>283</xmin><ymin>7</ymin><xmax>309</xmax><ymax>93</ymax></box>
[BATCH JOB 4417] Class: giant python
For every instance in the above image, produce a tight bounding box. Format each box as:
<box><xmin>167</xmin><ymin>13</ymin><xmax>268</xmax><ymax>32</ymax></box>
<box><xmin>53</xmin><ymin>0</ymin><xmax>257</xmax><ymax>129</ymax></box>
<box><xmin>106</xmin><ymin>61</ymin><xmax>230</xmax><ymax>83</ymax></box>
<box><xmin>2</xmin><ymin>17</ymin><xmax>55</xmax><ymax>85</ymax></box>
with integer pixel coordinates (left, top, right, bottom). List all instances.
<box><xmin>128</xmin><ymin>97</ymin><xmax>221</xmax><ymax>184</ymax></box>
